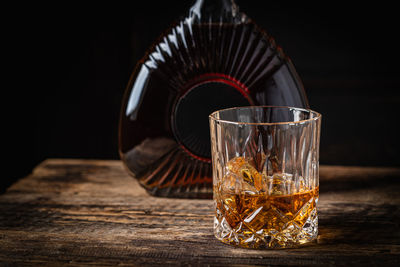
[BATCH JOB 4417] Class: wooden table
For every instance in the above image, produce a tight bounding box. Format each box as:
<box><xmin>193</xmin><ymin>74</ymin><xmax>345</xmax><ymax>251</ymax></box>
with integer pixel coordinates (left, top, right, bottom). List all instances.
<box><xmin>0</xmin><ymin>159</ymin><xmax>399</xmax><ymax>266</ymax></box>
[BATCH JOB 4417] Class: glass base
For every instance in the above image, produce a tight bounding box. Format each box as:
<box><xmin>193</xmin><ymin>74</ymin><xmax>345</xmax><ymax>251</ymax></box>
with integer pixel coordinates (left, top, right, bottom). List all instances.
<box><xmin>214</xmin><ymin>205</ymin><xmax>318</xmax><ymax>249</ymax></box>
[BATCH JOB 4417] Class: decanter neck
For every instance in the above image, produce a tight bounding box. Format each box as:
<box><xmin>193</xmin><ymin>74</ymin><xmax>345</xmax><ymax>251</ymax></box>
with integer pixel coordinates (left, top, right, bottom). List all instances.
<box><xmin>189</xmin><ymin>0</ymin><xmax>243</xmax><ymax>23</ymax></box>
<box><xmin>193</xmin><ymin>0</ymin><xmax>236</xmax><ymax>11</ymax></box>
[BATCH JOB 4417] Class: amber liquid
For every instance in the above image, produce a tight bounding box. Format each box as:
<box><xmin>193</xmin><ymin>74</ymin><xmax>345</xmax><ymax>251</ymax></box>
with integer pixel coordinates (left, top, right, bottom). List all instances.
<box><xmin>215</xmin><ymin>183</ymin><xmax>319</xmax><ymax>248</ymax></box>
<box><xmin>217</xmin><ymin>186</ymin><xmax>318</xmax><ymax>234</ymax></box>
<box><xmin>214</xmin><ymin>156</ymin><xmax>318</xmax><ymax>248</ymax></box>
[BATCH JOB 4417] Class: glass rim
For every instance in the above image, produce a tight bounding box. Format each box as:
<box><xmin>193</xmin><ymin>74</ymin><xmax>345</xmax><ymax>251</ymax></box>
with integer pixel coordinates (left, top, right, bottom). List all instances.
<box><xmin>209</xmin><ymin>105</ymin><xmax>321</xmax><ymax>126</ymax></box>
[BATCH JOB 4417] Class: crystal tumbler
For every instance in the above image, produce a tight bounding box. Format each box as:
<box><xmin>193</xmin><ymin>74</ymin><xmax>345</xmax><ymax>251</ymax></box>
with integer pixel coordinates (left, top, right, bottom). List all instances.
<box><xmin>209</xmin><ymin>106</ymin><xmax>321</xmax><ymax>248</ymax></box>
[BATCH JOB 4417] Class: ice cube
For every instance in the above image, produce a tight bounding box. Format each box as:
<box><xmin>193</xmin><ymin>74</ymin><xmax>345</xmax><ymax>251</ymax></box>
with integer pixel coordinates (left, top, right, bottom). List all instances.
<box><xmin>226</xmin><ymin>157</ymin><xmax>263</xmax><ymax>192</ymax></box>
<box><xmin>220</xmin><ymin>171</ymin><xmax>241</xmax><ymax>194</ymax></box>
<box><xmin>263</xmin><ymin>173</ymin><xmax>295</xmax><ymax>195</ymax></box>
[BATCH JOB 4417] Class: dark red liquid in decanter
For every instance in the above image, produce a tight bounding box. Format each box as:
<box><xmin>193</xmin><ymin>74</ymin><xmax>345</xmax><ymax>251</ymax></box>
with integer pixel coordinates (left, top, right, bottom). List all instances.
<box><xmin>119</xmin><ymin>1</ymin><xmax>309</xmax><ymax>198</ymax></box>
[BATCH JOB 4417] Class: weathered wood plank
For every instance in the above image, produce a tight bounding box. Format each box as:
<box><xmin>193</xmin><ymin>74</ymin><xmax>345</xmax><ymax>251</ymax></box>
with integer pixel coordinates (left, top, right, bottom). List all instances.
<box><xmin>0</xmin><ymin>159</ymin><xmax>399</xmax><ymax>266</ymax></box>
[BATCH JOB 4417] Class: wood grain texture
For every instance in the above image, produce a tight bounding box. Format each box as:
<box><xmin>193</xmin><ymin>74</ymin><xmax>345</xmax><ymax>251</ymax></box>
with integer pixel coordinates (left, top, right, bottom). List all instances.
<box><xmin>0</xmin><ymin>159</ymin><xmax>399</xmax><ymax>266</ymax></box>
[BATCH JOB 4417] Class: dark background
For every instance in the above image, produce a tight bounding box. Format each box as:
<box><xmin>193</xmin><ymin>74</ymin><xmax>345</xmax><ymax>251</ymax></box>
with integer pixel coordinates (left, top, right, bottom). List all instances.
<box><xmin>4</xmin><ymin>1</ymin><xmax>400</xmax><ymax>191</ymax></box>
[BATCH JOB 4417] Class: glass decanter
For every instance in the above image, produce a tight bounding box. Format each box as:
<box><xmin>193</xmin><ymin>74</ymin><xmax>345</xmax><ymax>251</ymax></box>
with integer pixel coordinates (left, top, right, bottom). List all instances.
<box><xmin>119</xmin><ymin>0</ymin><xmax>309</xmax><ymax>198</ymax></box>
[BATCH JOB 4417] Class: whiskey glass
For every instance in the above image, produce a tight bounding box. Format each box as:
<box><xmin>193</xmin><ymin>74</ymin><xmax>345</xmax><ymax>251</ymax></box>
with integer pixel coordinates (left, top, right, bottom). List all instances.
<box><xmin>209</xmin><ymin>106</ymin><xmax>321</xmax><ymax>248</ymax></box>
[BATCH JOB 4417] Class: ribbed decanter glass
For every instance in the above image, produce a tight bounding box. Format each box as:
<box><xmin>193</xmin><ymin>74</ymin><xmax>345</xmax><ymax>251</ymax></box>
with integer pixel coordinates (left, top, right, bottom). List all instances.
<box><xmin>119</xmin><ymin>0</ymin><xmax>309</xmax><ymax>198</ymax></box>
